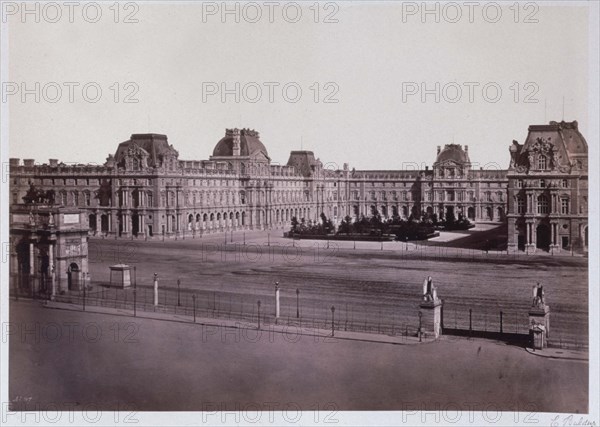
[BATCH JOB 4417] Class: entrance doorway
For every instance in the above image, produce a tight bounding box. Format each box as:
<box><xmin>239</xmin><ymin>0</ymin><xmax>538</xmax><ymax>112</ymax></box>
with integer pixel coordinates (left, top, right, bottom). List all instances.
<box><xmin>68</xmin><ymin>262</ymin><xmax>80</xmax><ymax>290</ymax></box>
<box><xmin>132</xmin><ymin>214</ymin><xmax>140</xmax><ymax>236</ymax></box>
<box><xmin>467</xmin><ymin>207</ymin><xmax>475</xmax><ymax>220</ymax></box>
<box><xmin>518</xmin><ymin>234</ymin><xmax>525</xmax><ymax>251</ymax></box>
<box><xmin>536</xmin><ymin>224</ymin><xmax>551</xmax><ymax>251</ymax></box>
<box><xmin>101</xmin><ymin>214</ymin><xmax>109</xmax><ymax>234</ymax></box>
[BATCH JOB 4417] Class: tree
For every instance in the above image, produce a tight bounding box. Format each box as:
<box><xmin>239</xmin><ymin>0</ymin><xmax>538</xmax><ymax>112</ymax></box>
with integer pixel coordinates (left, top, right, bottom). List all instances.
<box><xmin>290</xmin><ymin>216</ymin><xmax>299</xmax><ymax>233</ymax></box>
<box><xmin>338</xmin><ymin>216</ymin><xmax>353</xmax><ymax>234</ymax></box>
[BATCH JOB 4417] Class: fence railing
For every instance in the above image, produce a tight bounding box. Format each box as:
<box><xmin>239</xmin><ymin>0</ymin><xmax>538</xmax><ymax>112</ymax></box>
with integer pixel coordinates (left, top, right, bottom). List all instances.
<box><xmin>9</xmin><ymin>281</ymin><xmax>587</xmax><ymax>350</ymax></box>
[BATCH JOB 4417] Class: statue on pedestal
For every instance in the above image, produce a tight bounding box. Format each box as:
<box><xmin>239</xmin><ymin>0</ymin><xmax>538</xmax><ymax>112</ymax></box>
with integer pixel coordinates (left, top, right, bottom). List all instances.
<box><xmin>422</xmin><ymin>276</ymin><xmax>439</xmax><ymax>303</ymax></box>
<box><xmin>531</xmin><ymin>282</ymin><xmax>545</xmax><ymax>307</ymax></box>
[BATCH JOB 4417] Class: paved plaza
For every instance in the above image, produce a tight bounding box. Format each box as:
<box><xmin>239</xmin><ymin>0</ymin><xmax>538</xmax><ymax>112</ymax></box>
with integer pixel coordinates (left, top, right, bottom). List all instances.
<box><xmin>8</xmin><ymin>301</ymin><xmax>588</xmax><ymax>413</ymax></box>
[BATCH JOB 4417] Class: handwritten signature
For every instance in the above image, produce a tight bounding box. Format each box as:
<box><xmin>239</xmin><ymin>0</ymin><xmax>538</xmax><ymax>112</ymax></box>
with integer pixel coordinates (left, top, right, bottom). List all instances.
<box><xmin>551</xmin><ymin>415</ymin><xmax>597</xmax><ymax>427</ymax></box>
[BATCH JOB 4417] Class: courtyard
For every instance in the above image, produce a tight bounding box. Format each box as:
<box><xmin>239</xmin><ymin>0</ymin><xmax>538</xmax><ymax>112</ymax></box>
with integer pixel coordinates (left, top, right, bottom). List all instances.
<box><xmin>79</xmin><ymin>230</ymin><xmax>588</xmax><ymax>348</ymax></box>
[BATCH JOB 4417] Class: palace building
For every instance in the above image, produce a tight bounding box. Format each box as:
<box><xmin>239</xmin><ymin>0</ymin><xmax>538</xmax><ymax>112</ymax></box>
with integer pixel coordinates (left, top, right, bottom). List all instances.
<box><xmin>9</xmin><ymin>121</ymin><xmax>588</xmax><ymax>253</ymax></box>
<box><xmin>506</xmin><ymin>121</ymin><xmax>588</xmax><ymax>252</ymax></box>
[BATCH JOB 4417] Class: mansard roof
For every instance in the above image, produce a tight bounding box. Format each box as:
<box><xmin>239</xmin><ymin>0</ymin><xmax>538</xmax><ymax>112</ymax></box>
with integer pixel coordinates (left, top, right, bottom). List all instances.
<box><xmin>509</xmin><ymin>120</ymin><xmax>587</xmax><ymax>173</ymax></box>
<box><xmin>113</xmin><ymin>134</ymin><xmax>179</xmax><ymax>168</ymax></box>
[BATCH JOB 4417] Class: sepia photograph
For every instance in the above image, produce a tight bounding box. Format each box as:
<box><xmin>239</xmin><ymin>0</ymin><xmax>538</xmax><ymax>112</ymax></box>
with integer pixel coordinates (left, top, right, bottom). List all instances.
<box><xmin>1</xmin><ymin>1</ymin><xmax>598</xmax><ymax>426</ymax></box>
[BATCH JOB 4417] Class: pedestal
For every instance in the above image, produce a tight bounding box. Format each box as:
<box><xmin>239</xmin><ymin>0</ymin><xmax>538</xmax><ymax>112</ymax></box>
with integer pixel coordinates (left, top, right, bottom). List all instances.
<box><xmin>109</xmin><ymin>264</ymin><xmax>131</xmax><ymax>288</ymax></box>
<box><xmin>529</xmin><ymin>304</ymin><xmax>550</xmax><ymax>349</ymax></box>
<box><xmin>419</xmin><ymin>300</ymin><xmax>443</xmax><ymax>339</ymax></box>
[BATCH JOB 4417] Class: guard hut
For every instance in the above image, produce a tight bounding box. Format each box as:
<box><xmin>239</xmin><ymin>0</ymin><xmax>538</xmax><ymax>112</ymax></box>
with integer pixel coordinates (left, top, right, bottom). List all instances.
<box><xmin>529</xmin><ymin>283</ymin><xmax>550</xmax><ymax>349</ymax></box>
<box><xmin>419</xmin><ymin>276</ymin><xmax>443</xmax><ymax>339</ymax></box>
<box><xmin>109</xmin><ymin>264</ymin><xmax>131</xmax><ymax>288</ymax></box>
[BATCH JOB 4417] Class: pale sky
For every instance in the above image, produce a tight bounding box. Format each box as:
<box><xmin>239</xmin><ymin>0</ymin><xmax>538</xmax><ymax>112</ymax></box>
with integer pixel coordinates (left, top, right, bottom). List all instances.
<box><xmin>5</xmin><ymin>1</ymin><xmax>592</xmax><ymax>170</ymax></box>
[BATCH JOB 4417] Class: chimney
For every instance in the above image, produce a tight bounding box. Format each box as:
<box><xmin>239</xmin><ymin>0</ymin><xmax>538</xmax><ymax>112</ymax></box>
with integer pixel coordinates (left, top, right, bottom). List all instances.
<box><xmin>49</xmin><ymin>159</ymin><xmax>58</xmax><ymax>167</ymax></box>
<box><xmin>437</xmin><ymin>146</ymin><xmax>441</xmax><ymax>155</ymax></box>
<box><xmin>9</xmin><ymin>158</ymin><xmax>20</xmax><ymax>167</ymax></box>
<box><xmin>23</xmin><ymin>159</ymin><xmax>35</xmax><ymax>167</ymax></box>
<box><xmin>464</xmin><ymin>145</ymin><xmax>468</xmax><ymax>152</ymax></box>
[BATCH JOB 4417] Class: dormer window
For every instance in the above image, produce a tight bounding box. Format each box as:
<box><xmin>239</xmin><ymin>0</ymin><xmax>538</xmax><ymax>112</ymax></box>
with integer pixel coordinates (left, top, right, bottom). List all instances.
<box><xmin>540</xmin><ymin>179</ymin><xmax>545</xmax><ymax>188</ymax></box>
<box><xmin>538</xmin><ymin>154</ymin><xmax>547</xmax><ymax>170</ymax></box>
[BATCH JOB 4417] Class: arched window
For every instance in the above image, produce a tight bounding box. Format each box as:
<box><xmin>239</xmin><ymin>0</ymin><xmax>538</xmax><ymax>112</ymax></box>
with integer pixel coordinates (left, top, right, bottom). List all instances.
<box><xmin>537</xmin><ymin>195</ymin><xmax>549</xmax><ymax>214</ymax></box>
<box><xmin>538</xmin><ymin>155</ymin><xmax>547</xmax><ymax>170</ymax></box>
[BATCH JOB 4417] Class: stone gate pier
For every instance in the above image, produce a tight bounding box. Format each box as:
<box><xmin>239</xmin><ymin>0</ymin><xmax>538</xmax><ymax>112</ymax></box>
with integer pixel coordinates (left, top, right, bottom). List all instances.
<box><xmin>419</xmin><ymin>276</ymin><xmax>443</xmax><ymax>339</ymax></box>
<box><xmin>529</xmin><ymin>283</ymin><xmax>550</xmax><ymax>349</ymax></box>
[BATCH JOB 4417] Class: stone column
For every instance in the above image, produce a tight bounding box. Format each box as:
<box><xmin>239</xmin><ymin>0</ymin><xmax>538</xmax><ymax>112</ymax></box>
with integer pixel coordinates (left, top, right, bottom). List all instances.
<box><xmin>95</xmin><ymin>212</ymin><xmax>101</xmax><ymax>235</ymax></box>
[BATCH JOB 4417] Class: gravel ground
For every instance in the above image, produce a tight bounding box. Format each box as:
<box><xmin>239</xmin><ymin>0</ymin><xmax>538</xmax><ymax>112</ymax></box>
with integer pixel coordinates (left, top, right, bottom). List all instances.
<box><xmin>85</xmin><ymin>231</ymin><xmax>588</xmax><ymax>348</ymax></box>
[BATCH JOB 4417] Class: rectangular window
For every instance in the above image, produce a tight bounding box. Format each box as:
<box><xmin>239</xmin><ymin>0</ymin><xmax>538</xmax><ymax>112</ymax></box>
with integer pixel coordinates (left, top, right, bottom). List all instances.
<box><xmin>537</xmin><ymin>196</ymin><xmax>549</xmax><ymax>214</ymax></box>
<box><xmin>561</xmin><ymin>199</ymin><xmax>570</xmax><ymax>215</ymax></box>
<box><xmin>517</xmin><ymin>198</ymin><xmax>525</xmax><ymax>214</ymax></box>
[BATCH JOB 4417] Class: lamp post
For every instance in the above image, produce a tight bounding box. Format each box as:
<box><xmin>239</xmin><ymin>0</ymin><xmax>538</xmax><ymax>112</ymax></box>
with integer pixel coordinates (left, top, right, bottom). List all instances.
<box><xmin>153</xmin><ymin>273</ymin><xmax>159</xmax><ymax>307</ymax></box>
<box><xmin>192</xmin><ymin>294</ymin><xmax>196</xmax><ymax>323</ymax></box>
<box><xmin>296</xmin><ymin>288</ymin><xmax>300</xmax><ymax>318</ymax></box>
<box><xmin>257</xmin><ymin>300</ymin><xmax>261</xmax><ymax>330</ymax></box>
<box><xmin>133</xmin><ymin>266</ymin><xmax>137</xmax><ymax>317</ymax></box>
<box><xmin>418</xmin><ymin>311</ymin><xmax>422</xmax><ymax>342</ymax></box>
<box><xmin>177</xmin><ymin>279</ymin><xmax>181</xmax><ymax>306</ymax></box>
<box><xmin>275</xmin><ymin>282</ymin><xmax>280</xmax><ymax>320</ymax></box>
<box><xmin>331</xmin><ymin>306</ymin><xmax>335</xmax><ymax>336</ymax></box>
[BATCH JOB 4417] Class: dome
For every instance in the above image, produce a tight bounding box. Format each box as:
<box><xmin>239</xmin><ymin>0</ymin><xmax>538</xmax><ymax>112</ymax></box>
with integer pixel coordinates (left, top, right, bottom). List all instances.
<box><xmin>435</xmin><ymin>144</ymin><xmax>471</xmax><ymax>164</ymax></box>
<box><xmin>212</xmin><ymin>128</ymin><xmax>270</xmax><ymax>160</ymax></box>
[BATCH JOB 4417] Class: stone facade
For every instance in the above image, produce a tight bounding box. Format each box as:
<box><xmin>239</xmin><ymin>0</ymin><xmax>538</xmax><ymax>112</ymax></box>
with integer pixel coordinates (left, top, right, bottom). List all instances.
<box><xmin>506</xmin><ymin>121</ymin><xmax>588</xmax><ymax>253</ymax></box>
<box><xmin>10</xmin><ymin>204</ymin><xmax>89</xmax><ymax>296</ymax></box>
<box><xmin>8</xmin><ymin>122</ymin><xmax>588</xmax><ymax>252</ymax></box>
